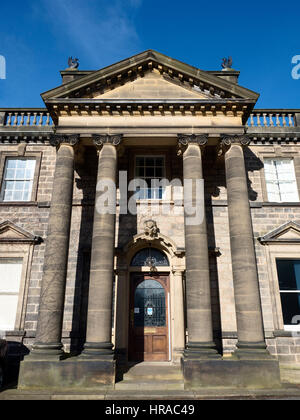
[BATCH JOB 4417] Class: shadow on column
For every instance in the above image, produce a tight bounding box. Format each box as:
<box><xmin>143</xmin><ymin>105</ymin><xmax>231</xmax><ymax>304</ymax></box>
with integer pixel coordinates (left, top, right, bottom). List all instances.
<box><xmin>70</xmin><ymin>146</ymin><xmax>97</xmax><ymax>355</ymax></box>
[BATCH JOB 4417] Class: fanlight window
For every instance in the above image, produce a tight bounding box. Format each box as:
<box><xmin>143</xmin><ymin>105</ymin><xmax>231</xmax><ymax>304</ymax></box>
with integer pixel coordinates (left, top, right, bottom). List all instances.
<box><xmin>131</xmin><ymin>248</ymin><xmax>169</xmax><ymax>267</ymax></box>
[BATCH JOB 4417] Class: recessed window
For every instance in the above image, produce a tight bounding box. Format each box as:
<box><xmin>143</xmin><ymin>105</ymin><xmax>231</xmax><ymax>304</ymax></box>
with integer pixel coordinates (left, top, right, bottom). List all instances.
<box><xmin>276</xmin><ymin>259</ymin><xmax>300</xmax><ymax>330</ymax></box>
<box><xmin>135</xmin><ymin>156</ymin><xmax>165</xmax><ymax>199</ymax></box>
<box><xmin>264</xmin><ymin>158</ymin><xmax>299</xmax><ymax>202</ymax></box>
<box><xmin>0</xmin><ymin>258</ymin><xmax>23</xmax><ymax>332</ymax></box>
<box><xmin>0</xmin><ymin>158</ymin><xmax>36</xmax><ymax>202</ymax></box>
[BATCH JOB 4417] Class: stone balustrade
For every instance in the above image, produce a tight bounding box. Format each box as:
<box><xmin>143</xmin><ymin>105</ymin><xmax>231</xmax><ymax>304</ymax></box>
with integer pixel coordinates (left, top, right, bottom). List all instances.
<box><xmin>247</xmin><ymin>110</ymin><xmax>299</xmax><ymax>128</ymax></box>
<box><xmin>0</xmin><ymin>108</ymin><xmax>300</xmax><ymax>142</ymax></box>
<box><xmin>0</xmin><ymin>109</ymin><xmax>53</xmax><ymax>127</ymax></box>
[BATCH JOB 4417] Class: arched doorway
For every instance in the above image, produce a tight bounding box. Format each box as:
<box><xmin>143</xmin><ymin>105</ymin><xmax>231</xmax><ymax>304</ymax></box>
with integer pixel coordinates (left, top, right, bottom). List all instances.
<box><xmin>128</xmin><ymin>248</ymin><xmax>170</xmax><ymax>362</ymax></box>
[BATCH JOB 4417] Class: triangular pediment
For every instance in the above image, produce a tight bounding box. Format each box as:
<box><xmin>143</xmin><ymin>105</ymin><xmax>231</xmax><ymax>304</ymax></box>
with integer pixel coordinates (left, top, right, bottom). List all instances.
<box><xmin>42</xmin><ymin>50</ymin><xmax>259</xmax><ymax>103</ymax></box>
<box><xmin>259</xmin><ymin>221</ymin><xmax>300</xmax><ymax>244</ymax></box>
<box><xmin>0</xmin><ymin>221</ymin><xmax>40</xmax><ymax>243</ymax></box>
<box><xmin>92</xmin><ymin>70</ymin><xmax>210</xmax><ymax>100</ymax></box>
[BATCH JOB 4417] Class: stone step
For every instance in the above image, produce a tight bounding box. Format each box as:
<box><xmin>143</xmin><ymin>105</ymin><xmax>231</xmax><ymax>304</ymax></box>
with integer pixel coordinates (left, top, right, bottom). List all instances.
<box><xmin>121</xmin><ymin>363</ymin><xmax>183</xmax><ymax>382</ymax></box>
<box><xmin>115</xmin><ymin>380</ymin><xmax>185</xmax><ymax>391</ymax></box>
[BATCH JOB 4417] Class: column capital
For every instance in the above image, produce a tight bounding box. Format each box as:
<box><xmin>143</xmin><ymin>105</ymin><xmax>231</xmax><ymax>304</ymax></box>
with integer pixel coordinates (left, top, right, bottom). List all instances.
<box><xmin>178</xmin><ymin>134</ymin><xmax>208</xmax><ymax>147</ymax></box>
<box><xmin>50</xmin><ymin>134</ymin><xmax>80</xmax><ymax>148</ymax></box>
<box><xmin>171</xmin><ymin>267</ymin><xmax>185</xmax><ymax>276</ymax></box>
<box><xmin>93</xmin><ymin>134</ymin><xmax>123</xmax><ymax>148</ymax></box>
<box><xmin>178</xmin><ymin>134</ymin><xmax>208</xmax><ymax>157</ymax></box>
<box><xmin>221</xmin><ymin>134</ymin><xmax>250</xmax><ymax>148</ymax></box>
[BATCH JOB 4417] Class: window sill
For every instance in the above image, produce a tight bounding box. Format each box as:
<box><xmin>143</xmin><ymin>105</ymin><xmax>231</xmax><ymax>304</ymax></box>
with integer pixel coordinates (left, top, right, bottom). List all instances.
<box><xmin>262</xmin><ymin>202</ymin><xmax>300</xmax><ymax>206</ymax></box>
<box><xmin>274</xmin><ymin>329</ymin><xmax>300</xmax><ymax>337</ymax></box>
<box><xmin>135</xmin><ymin>199</ymin><xmax>175</xmax><ymax>204</ymax></box>
<box><xmin>0</xmin><ymin>201</ymin><xmax>38</xmax><ymax>207</ymax></box>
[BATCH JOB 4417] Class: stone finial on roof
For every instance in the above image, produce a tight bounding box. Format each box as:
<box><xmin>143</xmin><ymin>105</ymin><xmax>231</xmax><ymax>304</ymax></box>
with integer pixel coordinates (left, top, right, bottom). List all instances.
<box><xmin>67</xmin><ymin>57</ymin><xmax>79</xmax><ymax>70</ymax></box>
<box><xmin>222</xmin><ymin>57</ymin><xmax>233</xmax><ymax>69</ymax></box>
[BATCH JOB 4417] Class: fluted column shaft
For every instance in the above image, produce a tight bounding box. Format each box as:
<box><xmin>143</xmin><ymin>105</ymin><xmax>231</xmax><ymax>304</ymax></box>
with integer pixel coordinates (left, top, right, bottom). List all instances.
<box><xmin>224</xmin><ymin>137</ymin><xmax>266</xmax><ymax>351</ymax></box>
<box><xmin>83</xmin><ymin>135</ymin><xmax>121</xmax><ymax>358</ymax></box>
<box><xmin>179</xmin><ymin>135</ymin><xmax>218</xmax><ymax>358</ymax></box>
<box><xmin>32</xmin><ymin>136</ymin><xmax>78</xmax><ymax>358</ymax></box>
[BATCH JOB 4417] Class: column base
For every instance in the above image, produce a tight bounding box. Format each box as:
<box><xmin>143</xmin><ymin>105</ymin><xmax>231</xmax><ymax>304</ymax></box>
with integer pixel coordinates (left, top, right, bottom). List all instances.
<box><xmin>182</xmin><ymin>358</ymin><xmax>281</xmax><ymax>389</ymax></box>
<box><xmin>80</xmin><ymin>342</ymin><xmax>114</xmax><ymax>361</ymax></box>
<box><xmin>18</xmin><ymin>356</ymin><xmax>116</xmax><ymax>390</ymax></box>
<box><xmin>27</xmin><ymin>342</ymin><xmax>65</xmax><ymax>361</ymax></box>
<box><xmin>184</xmin><ymin>341</ymin><xmax>221</xmax><ymax>360</ymax></box>
<box><xmin>233</xmin><ymin>341</ymin><xmax>275</xmax><ymax>360</ymax></box>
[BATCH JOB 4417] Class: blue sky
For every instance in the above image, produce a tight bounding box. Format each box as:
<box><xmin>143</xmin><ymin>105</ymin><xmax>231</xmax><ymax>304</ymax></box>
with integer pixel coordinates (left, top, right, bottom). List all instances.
<box><xmin>0</xmin><ymin>0</ymin><xmax>299</xmax><ymax>108</ymax></box>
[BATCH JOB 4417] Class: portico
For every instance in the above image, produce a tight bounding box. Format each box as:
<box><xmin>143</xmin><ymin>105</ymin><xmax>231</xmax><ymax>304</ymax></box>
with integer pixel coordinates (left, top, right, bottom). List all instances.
<box><xmin>17</xmin><ymin>50</ymin><xmax>281</xmax><ymax>390</ymax></box>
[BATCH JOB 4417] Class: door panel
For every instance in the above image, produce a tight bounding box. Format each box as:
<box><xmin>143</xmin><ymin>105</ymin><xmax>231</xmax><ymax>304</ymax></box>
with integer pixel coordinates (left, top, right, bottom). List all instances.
<box><xmin>129</xmin><ymin>274</ymin><xmax>170</xmax><ymax>362</ymax></box>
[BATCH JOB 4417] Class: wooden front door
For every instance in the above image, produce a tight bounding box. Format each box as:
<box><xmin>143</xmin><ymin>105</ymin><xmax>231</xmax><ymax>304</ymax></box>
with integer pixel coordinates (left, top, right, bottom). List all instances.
<box><xmin>129</xmin><ymin>274</ymin><xmax>170</xmax><ymax>362</ymax></box>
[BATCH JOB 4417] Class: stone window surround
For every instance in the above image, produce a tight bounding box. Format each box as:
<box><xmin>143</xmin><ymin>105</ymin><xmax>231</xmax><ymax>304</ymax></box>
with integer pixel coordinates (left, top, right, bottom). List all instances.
<box><xmin>265</xmin><ymin>243</ymin><xmax>300</xmax><ymax>333</ymax></box>
<box><xmin>0</xmin><ymin>150</ymin><xmax>42</xmax><ymax>203</ymax></box>
<box><xmin>0</xmin><ymin>246</ymin><xmax>34</xmax><ymax>337</ymax></box>
<box><xmin>256</xmin><ymin>147</ymin><xmax>300</xmax><ymax>203</ymax></box>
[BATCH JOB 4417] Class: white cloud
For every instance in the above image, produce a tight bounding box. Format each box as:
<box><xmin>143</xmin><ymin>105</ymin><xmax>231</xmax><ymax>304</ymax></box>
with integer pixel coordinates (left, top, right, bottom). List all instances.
<box><xmin>37</xmin><ymin>0</ymin><xmax>142</xmax><ymax>67</ymax></box>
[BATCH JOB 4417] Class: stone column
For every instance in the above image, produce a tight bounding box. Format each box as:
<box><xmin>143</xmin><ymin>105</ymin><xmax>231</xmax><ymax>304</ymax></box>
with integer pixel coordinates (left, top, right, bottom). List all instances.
<box><xmin>82</xmin><ymin>135</ymin><xmax>122</xmax><ymax>359</ymax></box>
<box><xmin>31</xmin><ymin>134</ymin><xmax>79</xmax><ymax>359</ymax></box>
<box><xmin>222</xmin><ymin>135</ymin><xmax>268</xmax><ymax>357</ymax></box>
<box><xmin>178</xmin><ymin>134</ymin><xmax>218</xmax><ymax>359</ymax></box>
<box><xmin>171</xmin><ymin>269</ymin><xmax>186</xmax><ymax>359</ymax></box>
<box><xmin>114</xmin><ymin>267</ymin><xmax>129</xmax><ymax>363</ymax></box>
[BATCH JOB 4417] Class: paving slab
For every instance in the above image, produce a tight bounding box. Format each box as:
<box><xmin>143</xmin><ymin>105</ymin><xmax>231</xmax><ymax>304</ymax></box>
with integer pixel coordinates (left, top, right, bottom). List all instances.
<box><xmin>1</xmin><ymin>384</ymin><xmax>300</xmax><ymax>400</ymax></box>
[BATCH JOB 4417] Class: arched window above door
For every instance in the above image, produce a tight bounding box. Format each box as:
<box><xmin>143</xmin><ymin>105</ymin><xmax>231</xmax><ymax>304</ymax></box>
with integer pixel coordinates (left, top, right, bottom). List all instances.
<box><xmin>131</xmin><ymin>248</ymin><xmax>169</xmax><ymax>267</ymax></box>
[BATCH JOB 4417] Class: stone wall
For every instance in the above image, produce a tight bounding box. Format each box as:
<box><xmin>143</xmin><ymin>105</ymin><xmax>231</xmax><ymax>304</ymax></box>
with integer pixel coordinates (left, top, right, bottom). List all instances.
<box><xmin>1</xmin><ymin>141</ymin><xmax>300</xmax><ymax>365</ymax></box>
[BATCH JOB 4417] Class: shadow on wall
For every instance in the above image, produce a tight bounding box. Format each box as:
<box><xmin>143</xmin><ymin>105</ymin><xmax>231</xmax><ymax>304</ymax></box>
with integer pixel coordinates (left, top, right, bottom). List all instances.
<box><xmin>70</xmin><ymin>146</ymin><xmax>98</xmax><ymax>354</ymax></box>
<box><xmin>205</xmin><ymin>145</ymin><xmax>264</xmax><ymax>202</ymax></box>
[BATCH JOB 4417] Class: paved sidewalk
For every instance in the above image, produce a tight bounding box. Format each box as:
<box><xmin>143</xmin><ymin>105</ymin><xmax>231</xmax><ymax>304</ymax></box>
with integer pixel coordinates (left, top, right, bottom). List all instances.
<box><xmin>1</xmin><ymin>384</ymin><xmax>300</xmax><ymax>400</ymax></box>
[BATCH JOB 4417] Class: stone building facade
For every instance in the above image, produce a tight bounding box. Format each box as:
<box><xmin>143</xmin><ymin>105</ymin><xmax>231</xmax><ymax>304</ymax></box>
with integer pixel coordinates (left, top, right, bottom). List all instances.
<box><xmin>0</xmin><ymin>50</ymin><xmax>300</xmax><ymax>389</ymax></box>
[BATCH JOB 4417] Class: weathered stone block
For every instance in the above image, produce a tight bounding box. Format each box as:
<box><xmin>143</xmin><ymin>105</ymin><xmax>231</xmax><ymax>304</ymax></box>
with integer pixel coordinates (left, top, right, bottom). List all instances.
<box><xmin>18</xmin><ymin>358</ymin><xmax>116</xmax><ymax>390</ymax></box>
<box><xmin>182</xmin><ymin>359</ymin><xmax>281</xmax><ymax>389</ymax></box>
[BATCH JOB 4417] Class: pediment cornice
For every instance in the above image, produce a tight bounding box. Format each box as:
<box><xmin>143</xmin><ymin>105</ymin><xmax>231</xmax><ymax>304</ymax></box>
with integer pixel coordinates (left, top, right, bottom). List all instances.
<box><xmin>258</xmin><ymin>221</ymin><xmax>300</xmax><ymax>244</ymax></box>
<box><xmin>0</xmin><ymin>221</ymin><xmax>42</xmax><ymax>244</ymax></box>
<box><xmin>42</xmin><ymin>50</ymin><xmax>259</xmax><ymax>103</ymax></box>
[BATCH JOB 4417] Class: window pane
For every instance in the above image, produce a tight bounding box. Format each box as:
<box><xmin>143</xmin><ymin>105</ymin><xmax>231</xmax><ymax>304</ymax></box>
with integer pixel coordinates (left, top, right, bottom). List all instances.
<box><xmin>134</xmin><ymin>280</ymin><xmax>166</xmax><ymax>327</ymax></box>
<box><xmin>0</xmin><ymin>295</ymin><xmax>19</xmax><ymax>331</ymax></box>
<box><xmin>155</xmin><ymin>167</ymin><xmax>163</xmax><ymax>177</ymax></box>
<box><xmin>145</xmin><ymin>157</ymin><xmax>155</xmax><ymax>167</ymax></box>
<box><xmin>1</xmin><ymin>158</ymin><xmax>36</xmax><ymax>202</ymax></box>
<box><xmin>155</xmin><ymin>158</ymin><xmax>164</xmax><ymax>166</ymax></box>
<box><xmin>277</xmin><ymin>260</ymin><xmax>300</xmax><ymax>291</ymax></box>
<box><xmin>136</xmin><ymin>167</ymin><xmax>144</xmax><ymax>177</ymax></box>
<box><xmin>0</xmin><ymin>258</ymin><xmax>23</xmax><ymax>292</ymax></box>
<box><xmin>136</xmin><ymin>157</ymin><xmax>144</xmax><ymax>166</ymax></box>
<box><xmin>16</xmin><ymin>159</ymin><xmax>26</xmax><ymax>169</ymax></box>
<box><xmin>5</xmin><ymin>169</ymin><xmax>15</xmax><ymax>179</ymax></box>
<box><xmin>15</xmin><ymin>169</ymin><xmax>25</xmax><ymax>179</ymax></box>
<box><xmin>6</xmin><ymin>159</ymin><xmax>17</xmax><ymax>169</ymax></box>
<box><xmin>5</xmin><ymin>181</ymin><xmax>15</xmax><ymax>191</ymax></box>
<box><xmin>265</xmin><ymin>158</ymin><xmax>299</xmax><ymax>202</ymax></box>
<box><xmin>3</xmin><ymin>190</ymin><xmax>13</xmax><ymax>201</ymax></box>
<box><xmin>131</xmin><ymin>248</ymin><xmax>169</xmax><ymax>267</ymax></box>
<box><xmin>145</xmin><ymin>167</ymin><xmax>155</xmax><ymax>177</ymax></box>
<box><xmin>134</xmin><ymin>156</ymin><xmax>165</xmax><ymax>200</ymax></box>
<box><xmin>280</xmin><ymin>293</ymin><xmax>300</xmax><ymax>325</ymax></box>
<box><xmin>12</xmin><ymin>191</ymin><xmax>23</xmax><ymax>201</ymax></box>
